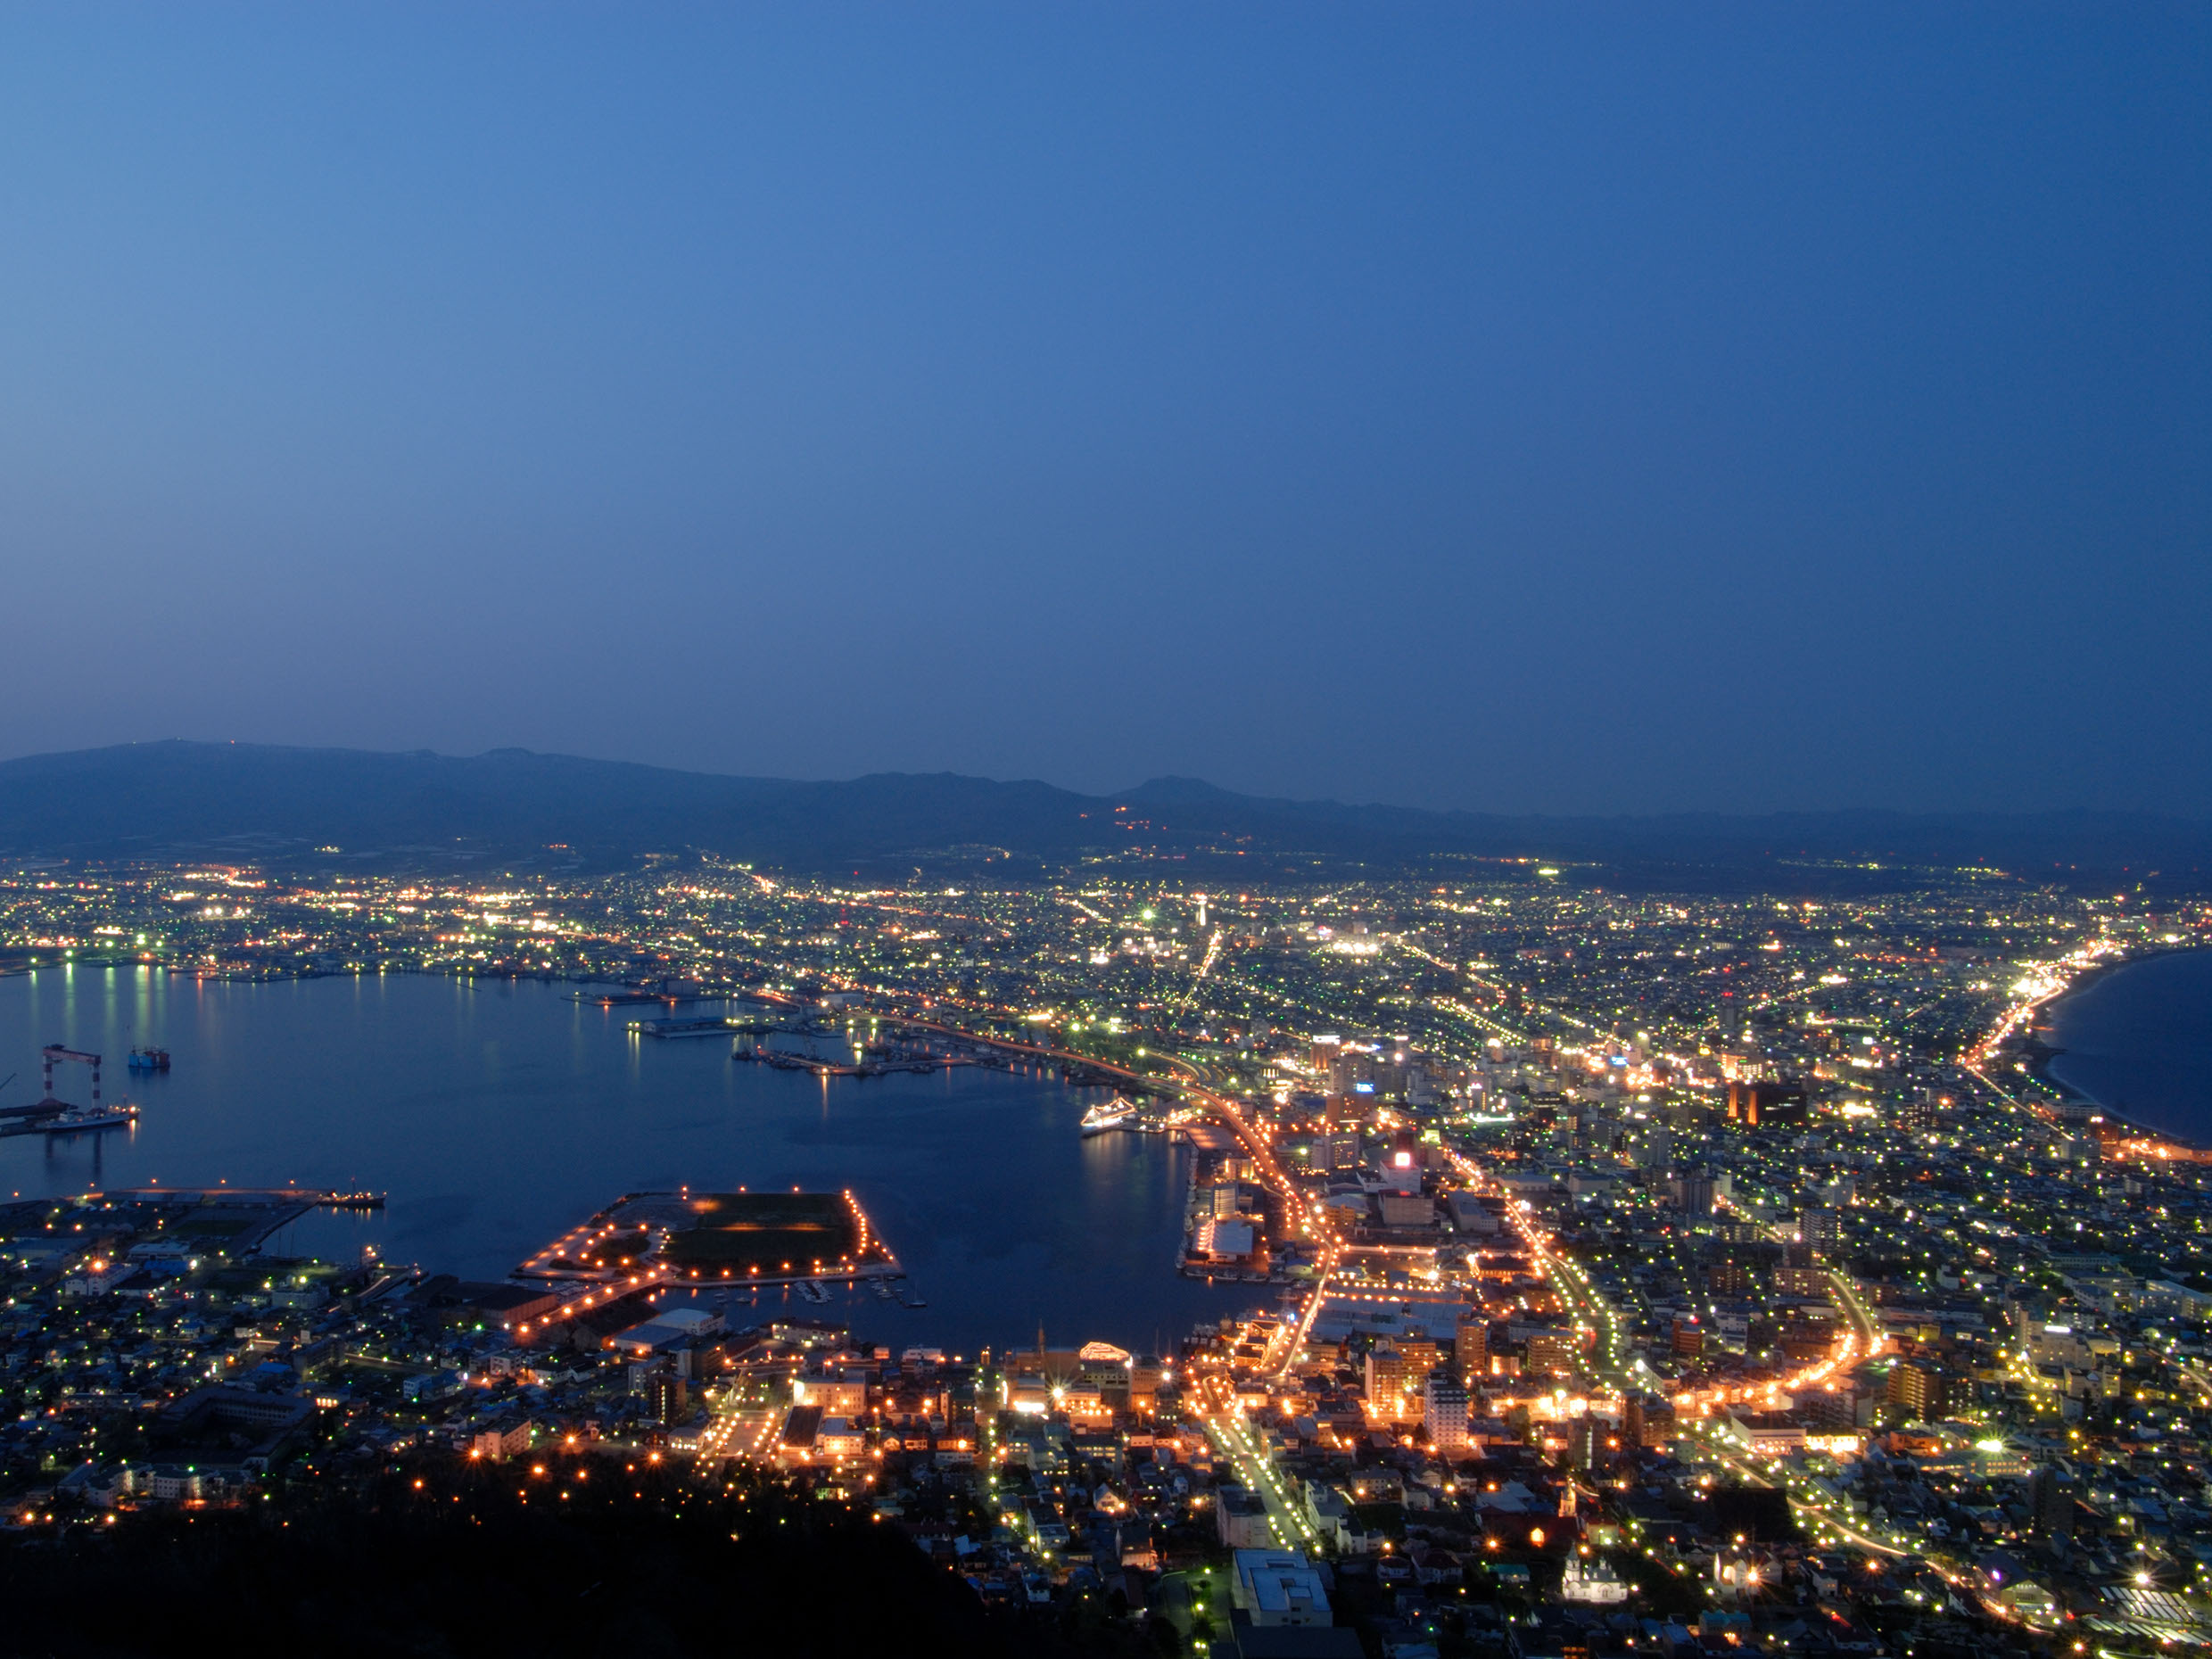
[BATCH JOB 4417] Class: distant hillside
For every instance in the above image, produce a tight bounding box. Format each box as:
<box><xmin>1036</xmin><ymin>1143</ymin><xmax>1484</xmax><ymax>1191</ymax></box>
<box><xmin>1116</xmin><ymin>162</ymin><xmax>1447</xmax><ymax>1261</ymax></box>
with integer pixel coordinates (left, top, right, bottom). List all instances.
<box><xmin>0</xmin><ymin>741</ymin><xmax>2205</xmax><ymax>888</ymax></box>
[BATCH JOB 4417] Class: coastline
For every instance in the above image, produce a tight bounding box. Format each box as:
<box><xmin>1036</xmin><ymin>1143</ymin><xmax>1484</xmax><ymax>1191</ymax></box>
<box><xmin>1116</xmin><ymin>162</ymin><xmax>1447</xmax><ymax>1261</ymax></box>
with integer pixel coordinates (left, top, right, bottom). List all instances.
<box><xmin>2027</xmin><ymin>945</ymin><xmax>2212</xmax><ymax>1148</ymax></box>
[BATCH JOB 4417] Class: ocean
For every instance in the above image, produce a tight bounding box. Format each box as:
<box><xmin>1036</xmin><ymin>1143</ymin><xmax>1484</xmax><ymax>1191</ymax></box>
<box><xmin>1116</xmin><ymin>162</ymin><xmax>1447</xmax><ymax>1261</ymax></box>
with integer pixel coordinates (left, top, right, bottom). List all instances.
<box><xmin>2043</xmin><ymin>948</ymin><xmax>2212</xmax><ymax>1143</ymax></box>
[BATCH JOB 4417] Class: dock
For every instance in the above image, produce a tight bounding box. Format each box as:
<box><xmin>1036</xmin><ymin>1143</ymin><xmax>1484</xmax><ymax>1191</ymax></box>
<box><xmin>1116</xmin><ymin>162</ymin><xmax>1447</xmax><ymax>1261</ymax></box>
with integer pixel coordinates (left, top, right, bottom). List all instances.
<box><xmin>630</xmin><ymin>1017</ymin><xmax>739</xmax><ymax>1038</ymax></box>
<box><xmin>734</xmin><ymin>1048</ymin><xmax>952</xmax><ymax>1078</ymax></box>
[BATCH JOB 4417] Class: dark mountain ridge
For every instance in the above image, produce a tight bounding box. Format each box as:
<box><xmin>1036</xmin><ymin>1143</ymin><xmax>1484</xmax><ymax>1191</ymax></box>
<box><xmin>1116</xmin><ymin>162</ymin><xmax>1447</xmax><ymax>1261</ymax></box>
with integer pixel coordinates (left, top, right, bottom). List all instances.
<box><xmin>0</xmin><ymin>741</ymin><xmax>2203</xmax><ymax>887</ymax></box>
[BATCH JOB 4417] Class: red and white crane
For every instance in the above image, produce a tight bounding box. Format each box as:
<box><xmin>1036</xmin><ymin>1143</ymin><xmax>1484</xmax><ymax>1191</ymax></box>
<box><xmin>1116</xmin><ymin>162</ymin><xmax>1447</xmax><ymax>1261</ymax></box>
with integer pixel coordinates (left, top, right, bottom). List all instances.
<box><xmin>38</xmin><ymin>1044</ymin><xmax>102</xmax><ymax>1113</ymax></box>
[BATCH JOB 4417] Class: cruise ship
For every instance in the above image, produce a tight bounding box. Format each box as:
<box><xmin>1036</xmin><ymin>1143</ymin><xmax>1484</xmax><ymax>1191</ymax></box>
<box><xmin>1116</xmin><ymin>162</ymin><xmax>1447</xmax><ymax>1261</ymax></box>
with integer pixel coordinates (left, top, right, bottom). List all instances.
<box><xmin>1080</xmin><ymin>1096</ymin><xmax>1138</xmax><ymax>1136</ymax></box>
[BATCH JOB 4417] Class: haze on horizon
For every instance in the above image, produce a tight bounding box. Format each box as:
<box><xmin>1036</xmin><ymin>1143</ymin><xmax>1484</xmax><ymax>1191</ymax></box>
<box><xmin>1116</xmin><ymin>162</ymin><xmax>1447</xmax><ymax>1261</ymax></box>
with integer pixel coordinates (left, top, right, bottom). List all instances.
<box><xmin>2</xmin><ymin>4</ymin><xmax>2207</xmax><ymax>820</ymax></box>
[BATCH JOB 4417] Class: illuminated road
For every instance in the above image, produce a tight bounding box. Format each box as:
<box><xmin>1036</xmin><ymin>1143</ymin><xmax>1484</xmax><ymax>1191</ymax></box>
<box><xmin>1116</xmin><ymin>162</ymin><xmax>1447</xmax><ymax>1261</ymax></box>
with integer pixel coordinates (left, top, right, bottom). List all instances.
<box><xmin>1443</xmin><ymin>1141</ymin><xmax>1906</xmax><ymax>1569</ymax></box>
<box><xmin>1262</xmin><ymin>1240</ymin><xmax>1343</xmax><ymax>1378</ymax></box>
<box><xmin>1176</xmin><ymin>928</ymin><xmax>1227</xmax><ymax>1012</ymax></box>
<box><xmin>1393</xmin><ymin>941</ymin><xmax>1530</xmax><ymax>1045</ymax></box>
<box><xmin>1189</xmin><ymin>1373</ymin><xmax>1324</xmax><ymax>1551</ymax></box>
<box><xmin>1678</xmin><ymin>1420</ymin><xmax>1909</xmax><ymax>1559</ymax></box>
<box><xmin>1440</xmin><ymin>1145</ymin><xmax>1635</xmax><ymax>1393</ymax></box>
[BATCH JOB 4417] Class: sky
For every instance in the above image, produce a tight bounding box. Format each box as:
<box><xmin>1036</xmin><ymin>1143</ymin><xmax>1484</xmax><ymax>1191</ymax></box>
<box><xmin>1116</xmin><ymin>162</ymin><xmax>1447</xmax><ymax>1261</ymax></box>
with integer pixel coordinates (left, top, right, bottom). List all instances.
<box><xmin>2</xmin><ymin>4</ymin><xmax>2207</xmax><ymax>817</ymax></box>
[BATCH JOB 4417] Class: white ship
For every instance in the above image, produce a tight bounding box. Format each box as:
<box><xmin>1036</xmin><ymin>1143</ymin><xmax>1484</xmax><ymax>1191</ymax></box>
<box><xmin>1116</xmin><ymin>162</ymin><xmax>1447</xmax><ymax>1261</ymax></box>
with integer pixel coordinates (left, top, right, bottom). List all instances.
<box><xmin>1080</xmin><ymin>1096</ymin><xmax>1138</xmax><ymax>1136</ymax></box>
<box><xmin>1</xmin><ymin>1101</ymin><xmax>140</xmax><ymax>1139</ymax></box>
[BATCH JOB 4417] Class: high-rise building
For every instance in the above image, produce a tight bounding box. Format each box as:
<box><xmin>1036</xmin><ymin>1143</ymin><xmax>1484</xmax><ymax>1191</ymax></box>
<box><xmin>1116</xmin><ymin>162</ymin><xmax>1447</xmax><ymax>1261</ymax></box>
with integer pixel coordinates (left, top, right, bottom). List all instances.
<box><xmin>1397</xmin><ymin>1338</ymin><xmax>1441</xmax><ymax>1377</ymax></box>
<box><xmin>1707</xmin><ymin>1258</ymin><xmax>1751</xmax><ymax>1296</ymax></box>
<box><xmin>1454</xmin><ymin>1313</ymin><xmax>1490</xmax><ymax>1379</ymax></box>
<box><xmin>2029</xmin><ymin>1464</ymin><xmax>2077</xmax><ymax>1541</ymax></box>
<box><xmin>1626</xmin><ymin>1391</ymin><xmax>1675</xmax><ymax>1450</ymax></box>
<box><xmin>648</xmin><ymin>1367</ymin><xmax>689</xmax><ymax>1424</ymax></box>
<box><xmin>1564</xmin><ymin>1416</ymin><xmax>1599</xmax><ymax>1469</ymax></box>
<box><xmin>1773</xmin><ymin>1263</ymin><xmax>1829</xmax><ymax>1297</ymax></box>
<box><xmin>1331</xmin><ymin>1049</ymin><xmax>1376</xmax><ymax>1096</ymax></box>
<box><xmin>1424</xmin><ymin>1366</ymin><xmax>1469</xmax><ymax>1453</ymax></box>
<box><xmin>1886</xmin><ymin>1358</ymin><xmax>1954</xmax><ymax>1424</ymax></box>
<box><xmin>1365</xmin><ymin>1342</ymin><xmax>1407</xmax><ymax>1410</ymax></box>
<box><xmin>1526</xmin><ymin>1331</ymin><xmax>1578</xmax><ymax>1376</ymax></box>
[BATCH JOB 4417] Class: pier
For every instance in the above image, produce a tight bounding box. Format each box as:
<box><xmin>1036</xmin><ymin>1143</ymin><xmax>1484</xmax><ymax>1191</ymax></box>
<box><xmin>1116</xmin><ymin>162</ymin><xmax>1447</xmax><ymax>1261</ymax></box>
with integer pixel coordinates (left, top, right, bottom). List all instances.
<box><xmin>630</xmin><ymin>1016</ymin><xmax>741</xmax><ymax>1038</ymax></box>
<box><xmin>733</xmin><ymin>1047</ymin><xmax>953</xmax><ymax>1078</ymax></box>
<box><xmin>514</xmin><ymin>1188</ymin><xmax>903</xmax><ymax>1294</ymax></box>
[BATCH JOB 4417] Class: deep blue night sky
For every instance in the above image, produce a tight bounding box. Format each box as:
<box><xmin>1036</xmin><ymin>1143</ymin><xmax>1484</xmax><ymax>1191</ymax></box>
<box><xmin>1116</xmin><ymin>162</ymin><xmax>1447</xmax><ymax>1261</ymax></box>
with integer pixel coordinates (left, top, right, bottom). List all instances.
<box><xmin>3</xmin><ymin>4</ymin><xmax>2206</xmax><ymax>814</ymax></box>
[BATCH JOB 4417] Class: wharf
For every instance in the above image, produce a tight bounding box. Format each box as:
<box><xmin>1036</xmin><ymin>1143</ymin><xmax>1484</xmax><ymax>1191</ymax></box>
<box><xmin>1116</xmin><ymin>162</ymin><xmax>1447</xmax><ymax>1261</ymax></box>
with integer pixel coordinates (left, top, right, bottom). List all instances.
<box><xmin>734</xmin><ymin>1049</ymin><xmax>953</xmax><ymax>1078</ymax></box>
<box><xmin>514</xmin><ymin>1189</ymin><xmax>904</xmax><ymax>1292</ymax></box>
<box><xmin>631</xmin><ymin>1017</ymin><xmax>739</xmax><ymax>1038</ymax></box>
<box><xmin>0</xmin><ymin>1114</ymin><xmax>136</xmax><ymax>1140</ymax></box>
<box><xmin>574</xmin><ymin>990</ymin><xmax>715</xmax><ymax>1008</ymax></box>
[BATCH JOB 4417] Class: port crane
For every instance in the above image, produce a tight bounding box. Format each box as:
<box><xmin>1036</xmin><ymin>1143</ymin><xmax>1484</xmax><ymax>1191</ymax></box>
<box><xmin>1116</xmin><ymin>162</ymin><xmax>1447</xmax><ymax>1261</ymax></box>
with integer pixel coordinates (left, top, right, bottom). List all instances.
<box><xmin>37</xmin><ymin>1044</ymin><xmax>102</xmax><ymax>1112</ymax></box>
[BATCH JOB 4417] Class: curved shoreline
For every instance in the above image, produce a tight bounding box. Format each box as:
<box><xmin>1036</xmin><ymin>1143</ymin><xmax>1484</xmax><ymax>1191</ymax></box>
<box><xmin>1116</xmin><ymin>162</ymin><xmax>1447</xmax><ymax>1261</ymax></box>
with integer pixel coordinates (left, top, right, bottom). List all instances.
<box><xmin>2031</xmin><ymin>944</ymin><xmax>2212</xmax><ymax>1147</ymax></box>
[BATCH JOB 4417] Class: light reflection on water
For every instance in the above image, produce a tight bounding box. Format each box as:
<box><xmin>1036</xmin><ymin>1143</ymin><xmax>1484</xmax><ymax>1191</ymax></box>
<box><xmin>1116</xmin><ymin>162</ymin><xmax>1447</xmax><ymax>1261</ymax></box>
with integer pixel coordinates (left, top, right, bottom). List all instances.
<box><xmin>0</xmin><ymin>967</ymin><xmax>1244</xmax><ymax>1353</ymax></box>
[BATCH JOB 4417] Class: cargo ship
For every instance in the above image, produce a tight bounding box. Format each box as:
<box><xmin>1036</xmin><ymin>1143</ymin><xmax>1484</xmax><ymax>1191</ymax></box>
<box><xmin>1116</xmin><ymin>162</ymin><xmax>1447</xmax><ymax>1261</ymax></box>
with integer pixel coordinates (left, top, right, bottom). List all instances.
<box><xmin>128</xmin><ymin>1047</ymin><xmax>170</xmax><ymax>1071</ymax></box>
<box><xmin>1080</xmin><ymin>1096</ymin><xmax>1138</xmax><ymax>1136</ymax></box>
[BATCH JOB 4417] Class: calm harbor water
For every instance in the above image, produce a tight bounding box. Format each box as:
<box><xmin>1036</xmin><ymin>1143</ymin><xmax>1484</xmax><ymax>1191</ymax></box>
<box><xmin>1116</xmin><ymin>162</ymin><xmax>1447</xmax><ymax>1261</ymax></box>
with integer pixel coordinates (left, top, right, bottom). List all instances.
<box><xmin>2044</xmin><ymin>948</ymin><xmax>2212</xmax><ymax>1143</ymax></box>
<box><xmin>0</xmin><ymin>968</ymin><xmax>1242</xmax><ymax>1355</ymax></box>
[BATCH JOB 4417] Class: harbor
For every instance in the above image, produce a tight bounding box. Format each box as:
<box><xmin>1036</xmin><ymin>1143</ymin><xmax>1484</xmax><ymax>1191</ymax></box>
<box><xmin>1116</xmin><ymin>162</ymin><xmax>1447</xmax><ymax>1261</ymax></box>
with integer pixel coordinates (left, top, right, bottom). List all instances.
<box><xmin>0</xmin><ymin>1044</ymin><xmax>144</xmax><ymax>1137</ymax></box>
<box><xmin>0</xmin><ymin>967</ymin><xmax>1244</xmax><ymax>1354</ymax></box>
<box><xmin>509</xmin><ymin>1188</ymin><xmax>935</xmax><ymax>1325</ymax></box>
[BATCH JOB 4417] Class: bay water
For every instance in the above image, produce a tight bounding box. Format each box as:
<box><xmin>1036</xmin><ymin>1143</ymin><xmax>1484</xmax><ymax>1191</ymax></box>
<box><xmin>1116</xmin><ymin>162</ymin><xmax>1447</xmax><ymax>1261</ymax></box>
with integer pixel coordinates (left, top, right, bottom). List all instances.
<box><xmin>0</xmin><ymin>967</ymin><xmax>1242</xmax><ymax>1355</ymax></box>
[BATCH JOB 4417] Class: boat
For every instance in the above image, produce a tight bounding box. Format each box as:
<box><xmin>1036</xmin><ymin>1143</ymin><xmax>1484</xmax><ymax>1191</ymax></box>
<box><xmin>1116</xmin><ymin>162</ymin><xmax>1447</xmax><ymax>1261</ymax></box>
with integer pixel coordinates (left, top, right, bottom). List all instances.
<box><xmin>2</xmin><ymin>1102</ymin><xmax>139</xmax><ymax>1138</ymax></box>
<box><xmin>1080</xmin><ymin>1095</ymin><xmax>1138</xmax><ymax>1136</ymax></box>
<box><xmin>127</xmin><ymin>1047</ymin><xmax>170</xmax><ymax>1071</ymax></box>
